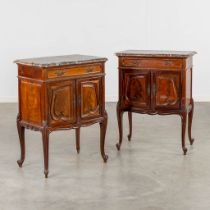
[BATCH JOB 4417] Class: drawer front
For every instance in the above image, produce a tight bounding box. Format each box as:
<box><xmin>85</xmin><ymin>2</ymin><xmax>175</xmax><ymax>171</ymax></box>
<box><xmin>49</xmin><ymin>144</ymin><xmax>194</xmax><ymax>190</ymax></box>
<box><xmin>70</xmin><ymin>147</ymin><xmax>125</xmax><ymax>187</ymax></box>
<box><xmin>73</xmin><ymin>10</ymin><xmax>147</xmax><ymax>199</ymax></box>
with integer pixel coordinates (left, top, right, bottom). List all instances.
<box><xmin>47</xmin><ymin>65</ymin><xmax>102</xmax><ymax>79</ymax></box>
<box><xmin>120</xmin><ymin>58</ymin><xmax>183</xmax><ymax>70</ymax></box>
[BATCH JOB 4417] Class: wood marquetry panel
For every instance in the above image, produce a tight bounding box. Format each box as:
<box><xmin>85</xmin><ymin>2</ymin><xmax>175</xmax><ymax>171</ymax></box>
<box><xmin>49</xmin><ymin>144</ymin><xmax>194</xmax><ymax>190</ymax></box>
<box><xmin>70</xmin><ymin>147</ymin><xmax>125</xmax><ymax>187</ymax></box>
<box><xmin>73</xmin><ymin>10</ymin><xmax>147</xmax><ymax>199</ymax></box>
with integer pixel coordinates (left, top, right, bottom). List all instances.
<box><xmin>124</xmin><ymin>71</ymin><xmax>150</xmax><ymax>108</ymax></box>
<box><xmin>154</xmin><ymin>71</ymin><xmax>181</xmax><ymax>109</ymax></box>
<box><xmin>79</xmin><ymin>78</ymin><xmax>101</xmax><ymax>119</ymax></box>
<box><xmin>20</xmin><ymin>80</ymin><xmax>42</xmax><ymax>125</ymax></box>
<box><xmin>48</xmin><ymin>80</ymin><xmax>76</xmax><ymax>126</ymax></box>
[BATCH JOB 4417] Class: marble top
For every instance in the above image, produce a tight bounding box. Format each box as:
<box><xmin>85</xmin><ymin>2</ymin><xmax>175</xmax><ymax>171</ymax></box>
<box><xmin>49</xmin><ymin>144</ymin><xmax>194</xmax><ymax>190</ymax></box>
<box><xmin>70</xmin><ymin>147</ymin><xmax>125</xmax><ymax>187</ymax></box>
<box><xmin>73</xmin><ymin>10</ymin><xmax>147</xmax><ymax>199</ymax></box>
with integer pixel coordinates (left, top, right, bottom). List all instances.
<box><xmin>116</xmin><ymin>50</ymin><xmax>197</xmax><ymax>57</ymax></box>
<box><xmin>14</xmin><ymin>54</ymin><xmax>107</xmax><ymax>67</ymax></box>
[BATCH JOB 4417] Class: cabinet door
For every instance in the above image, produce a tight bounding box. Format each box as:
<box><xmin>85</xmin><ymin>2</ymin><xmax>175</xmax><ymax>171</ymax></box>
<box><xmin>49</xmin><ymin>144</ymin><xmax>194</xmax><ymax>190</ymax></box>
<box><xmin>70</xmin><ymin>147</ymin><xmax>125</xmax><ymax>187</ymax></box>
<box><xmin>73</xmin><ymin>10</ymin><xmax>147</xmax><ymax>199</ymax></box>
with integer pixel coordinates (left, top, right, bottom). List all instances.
<box><xmin>78</xmin><ymin>78</ymin><xmax>102</xmax><ymax>120</ymax></box>
<box><xmin>48</xmin><ymin>80</ymin><xmax>76</xmax><ymax>126</ymax></box>
<box><xmin>153</xmin><ymin>71</ymin><xmax>181</xmax><ymax>109</ymax></box>
<box><xmin>123</xmin><ymin>70</ymin><xmax>151</xmax><ymax>109</ymax></box>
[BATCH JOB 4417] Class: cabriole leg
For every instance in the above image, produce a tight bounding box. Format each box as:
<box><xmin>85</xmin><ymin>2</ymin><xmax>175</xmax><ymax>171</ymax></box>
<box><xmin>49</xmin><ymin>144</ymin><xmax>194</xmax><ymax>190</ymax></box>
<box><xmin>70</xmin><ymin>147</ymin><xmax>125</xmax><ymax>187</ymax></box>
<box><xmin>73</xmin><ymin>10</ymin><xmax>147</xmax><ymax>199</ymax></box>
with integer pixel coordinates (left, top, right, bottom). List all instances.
<box><xmin>99</xmin><ymin>111</ymin><xmax>108</xmax><ymax>162</ymax></box>
<box><xmin>127</xmin><ymin>111</ymin><xmax>132</xmax><ymax>141</ymax></box>
<box><xmin>116</xmin><ymin>102</ymin><xmax>123</xmax><ymax>150</ymax></box>
<box><xmin>75</xmin><ymin>128</ymin><xmax>80</xmax><ymax>154</ymax></box>
<box><xmin>181</xmin><ymin>112</ymin><xmax>187</xmax><ymax>155</ymax></box>
<box><xmin>42</xmin><ymin>128</ymin><xmax>49</xmax><ymax>178</ymax></box>
<box><xmin>17</xmin><ymin>114</ymin><xmax>25</xmax><ymax>167</ymax></box>
<box><xmin>188</xmin><ymin>99</ymin><xmax>194</xmax><ymax>145</ymax></box>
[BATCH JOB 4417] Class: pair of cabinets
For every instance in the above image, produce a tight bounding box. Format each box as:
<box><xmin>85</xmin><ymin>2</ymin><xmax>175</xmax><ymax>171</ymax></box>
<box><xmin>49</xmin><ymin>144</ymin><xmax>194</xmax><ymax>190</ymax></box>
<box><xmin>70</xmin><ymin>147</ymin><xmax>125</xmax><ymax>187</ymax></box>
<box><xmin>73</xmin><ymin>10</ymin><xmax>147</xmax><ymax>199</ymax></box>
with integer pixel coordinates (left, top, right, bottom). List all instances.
<box><xmin>15</xmin><ymin>52</ymin><xmax>196</xmax><ymax>178</ymax></box>
<box><xmin>123</xmin><ymin>70</ymin><xmax>180</xmax><ymax>111</ymax></box>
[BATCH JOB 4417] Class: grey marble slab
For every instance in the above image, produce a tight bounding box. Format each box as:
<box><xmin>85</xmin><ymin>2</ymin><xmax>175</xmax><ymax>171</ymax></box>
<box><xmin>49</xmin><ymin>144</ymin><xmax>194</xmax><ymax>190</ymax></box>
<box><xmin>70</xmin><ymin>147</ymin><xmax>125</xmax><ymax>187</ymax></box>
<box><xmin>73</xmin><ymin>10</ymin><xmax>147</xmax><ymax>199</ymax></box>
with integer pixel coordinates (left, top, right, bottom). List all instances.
<box><xmin>14</xmin><ymin>54</ymin><xmax>107</xmax><ymax>67</ymax></box>
<box><xmin>116</xmin><ymin>50</ymin><xmax>197</xmax><ymax>57</ymax></box>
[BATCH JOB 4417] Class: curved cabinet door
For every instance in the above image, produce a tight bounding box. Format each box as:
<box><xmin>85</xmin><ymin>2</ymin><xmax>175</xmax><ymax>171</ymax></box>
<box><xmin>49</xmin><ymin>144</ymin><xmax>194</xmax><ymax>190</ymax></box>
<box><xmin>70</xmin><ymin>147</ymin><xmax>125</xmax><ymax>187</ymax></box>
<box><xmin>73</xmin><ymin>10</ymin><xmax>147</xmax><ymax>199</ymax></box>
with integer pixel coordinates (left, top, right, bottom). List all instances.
<box><xmin>78</xmin><ymin>78</ymin><xmax>102</xmax><ymax>120</ymax></box>
<box><xmin>153</xmin><ymin>71</ymin><xmax>181</xmax><ymax>110</ymax></box>
<box><xmin>123</xmin><ymin>70</ymin><xmax>151</xmax><ymax>109</ymax></box>
<box><xmin>48</xmin><ymin>80</ymin><xmax>76</xmax><ymax>126</ymax></box>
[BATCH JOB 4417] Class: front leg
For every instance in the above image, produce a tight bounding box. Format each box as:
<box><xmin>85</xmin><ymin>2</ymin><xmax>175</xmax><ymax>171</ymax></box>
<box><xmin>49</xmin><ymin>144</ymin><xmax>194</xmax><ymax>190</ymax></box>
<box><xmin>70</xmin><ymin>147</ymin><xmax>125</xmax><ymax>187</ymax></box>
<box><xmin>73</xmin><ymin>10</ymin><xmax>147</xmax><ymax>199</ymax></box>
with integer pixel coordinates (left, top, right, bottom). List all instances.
<box><xmin>116</xmin><ymin>102</ymin><xmax>124</xmax><ymax>150</ymax></box>
<box><xmin>99</xmin><ymin>111</ymin><xmax>108</xmax><ymax>162</ymax></box>
<box><xmin>127</xmin><ymin>111</ymin><xmax>132</xmax><ymax>141</ymax></box>
<box><xmin>42</xmin><ymin>127</ymin><xmax>49</xmax><ymax>178</ymax></box>
<box><xmin>188</xmin><ymin>99</ymin><xmax>194</xmax><ymax>145</ymax></box>
<box><xmin>75</xmin><ymin>128</ymin><xmax>80</xmax><ymax>154</ymax></box>
<box><xmin>17</xmin><ymin>114</ymin><xmax>25</xmax><ymax>167</ymax></box>
<box><xmin>181</xmin><ymin>112</ymin><xmax>187</xmax><ymax>155</ymax></box>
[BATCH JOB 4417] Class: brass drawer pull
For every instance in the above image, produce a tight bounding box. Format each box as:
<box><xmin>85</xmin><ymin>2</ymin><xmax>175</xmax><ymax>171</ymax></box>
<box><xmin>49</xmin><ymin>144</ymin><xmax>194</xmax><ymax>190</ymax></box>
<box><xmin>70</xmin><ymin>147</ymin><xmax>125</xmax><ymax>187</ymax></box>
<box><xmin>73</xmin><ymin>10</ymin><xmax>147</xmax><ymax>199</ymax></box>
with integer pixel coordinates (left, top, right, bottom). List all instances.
<box><xmin>164</xmin><ymin>60</ymin><xmax>173</xmax><ymax>66</ymax></box>
<box><xmin>131</xmin><ymin>60</ymin><xmax>141</xmax><ymax>66</ymax></box>
<box><xmin>86</xmin><ymin>67</ymin><xmax>94</xmax><ymax>73</ymax></box>
<box><xmin>54</xmin><ymin>71</ymin><xmax>65</xmax><ymax>76</ymax></box>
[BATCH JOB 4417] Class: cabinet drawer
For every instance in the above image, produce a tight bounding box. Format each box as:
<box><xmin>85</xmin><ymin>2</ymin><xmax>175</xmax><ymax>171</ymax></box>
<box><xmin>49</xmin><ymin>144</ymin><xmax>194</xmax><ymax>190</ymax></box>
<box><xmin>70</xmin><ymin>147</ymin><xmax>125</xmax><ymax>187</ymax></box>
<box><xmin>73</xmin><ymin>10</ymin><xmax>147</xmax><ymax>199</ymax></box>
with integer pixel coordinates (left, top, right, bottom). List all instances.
<box><xmin>120</xmin><ymin>58</ymin><xmax>183</xmax><ymax>70</ymax></box>
<box><xmin>47</xmin><ymin>65</ymin><xmax>102</xmax><ymax>79</ymax></box>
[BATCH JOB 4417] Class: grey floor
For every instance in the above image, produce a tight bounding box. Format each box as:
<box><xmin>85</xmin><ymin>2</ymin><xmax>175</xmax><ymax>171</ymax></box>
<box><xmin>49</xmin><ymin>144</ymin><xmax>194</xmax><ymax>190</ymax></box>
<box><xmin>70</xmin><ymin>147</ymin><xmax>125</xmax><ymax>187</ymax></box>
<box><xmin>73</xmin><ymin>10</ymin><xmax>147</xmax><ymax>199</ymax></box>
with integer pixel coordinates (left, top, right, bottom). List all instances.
<box><xmin>0</xmin><ymin>103</ymin><xmax>210</xmax><ymax>210</ymax></box>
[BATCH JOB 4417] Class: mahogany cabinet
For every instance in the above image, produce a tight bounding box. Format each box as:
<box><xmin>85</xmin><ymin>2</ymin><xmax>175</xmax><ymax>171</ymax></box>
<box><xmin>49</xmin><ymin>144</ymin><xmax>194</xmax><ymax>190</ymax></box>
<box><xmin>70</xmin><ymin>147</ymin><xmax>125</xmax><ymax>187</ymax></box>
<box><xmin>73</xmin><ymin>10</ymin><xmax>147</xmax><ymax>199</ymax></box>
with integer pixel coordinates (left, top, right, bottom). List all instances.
<box><xmin>115</xmin><ymin>50</ymin><xmax>196</xmax><ymax>154</ymax></box>
<box><xmin>15</xmin><ymin>55</ymin><xmax>108</xmax><ymax>178</ymax></box>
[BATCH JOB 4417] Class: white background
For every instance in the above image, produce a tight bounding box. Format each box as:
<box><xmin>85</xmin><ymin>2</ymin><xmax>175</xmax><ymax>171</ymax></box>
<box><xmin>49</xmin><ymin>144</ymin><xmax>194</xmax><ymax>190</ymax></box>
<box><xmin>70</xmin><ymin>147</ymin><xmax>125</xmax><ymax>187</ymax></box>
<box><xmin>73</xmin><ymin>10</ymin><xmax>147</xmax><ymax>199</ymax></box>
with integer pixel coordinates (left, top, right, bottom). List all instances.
<box><xmin>0</xmin><ymin>0</ymin><xmax>209</xmax><ymax>102</ymax></box>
